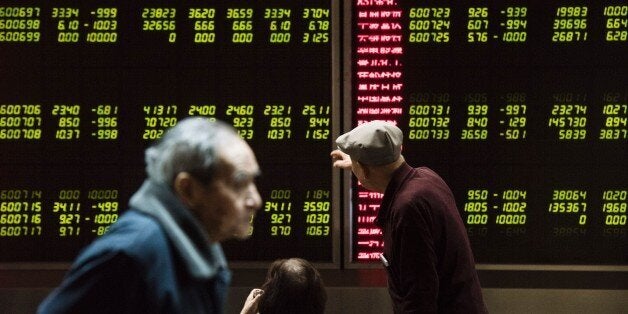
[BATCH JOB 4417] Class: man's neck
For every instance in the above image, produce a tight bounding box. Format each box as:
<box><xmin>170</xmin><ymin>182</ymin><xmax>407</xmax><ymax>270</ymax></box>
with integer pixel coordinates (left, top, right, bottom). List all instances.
<box><xmin>370</xmin><ymin>157</ymin><xmax>405</xmax><ymax>193</ymax></box>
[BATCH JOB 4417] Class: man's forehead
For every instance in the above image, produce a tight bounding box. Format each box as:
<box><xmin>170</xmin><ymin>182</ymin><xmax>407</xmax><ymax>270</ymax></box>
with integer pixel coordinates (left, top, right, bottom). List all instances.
<box><xmin>233</xmin><ymin>168</ymin><xmax>261</xmax><ymax>181</ymax></box>
<box><xmin>216</xmin><ymin>141</ymin><xmax>260</xmax><ymax>177</ymax></box>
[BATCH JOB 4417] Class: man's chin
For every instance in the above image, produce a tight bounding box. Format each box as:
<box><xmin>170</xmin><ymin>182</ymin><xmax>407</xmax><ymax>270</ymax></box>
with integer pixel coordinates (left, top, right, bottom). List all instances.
<box><xmin>232</xmin><ymin>234</ymin><xmax>251</xmax><ymax>241</ymax></box>
<box><xmin>231</xmin><ymin>227</ymin><xmax>252</xmax><ymax>240</ymax></box>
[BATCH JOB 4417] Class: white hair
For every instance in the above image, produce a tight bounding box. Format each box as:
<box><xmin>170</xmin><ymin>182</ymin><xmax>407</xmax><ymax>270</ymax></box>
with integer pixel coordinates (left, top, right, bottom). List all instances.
<box><xmin>144</xmin><ymin>118</ymin><xmax>239</xmax><ymax>185</ymax></box>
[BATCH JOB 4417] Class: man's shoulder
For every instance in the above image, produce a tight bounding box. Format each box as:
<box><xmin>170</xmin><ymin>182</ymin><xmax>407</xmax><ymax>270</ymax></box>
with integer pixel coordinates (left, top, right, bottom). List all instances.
<box><xmin>414</xmin><ymin>166</ymin><xmax>441</xmax><ymax>181</ymax></box>
<box><xmin>79</xmin><ymin>211</ymin><xmax>170</xmax><ymax>262</ymax></box>
<box><xmin>406</xmin><ymin>167</ymin><xmax>450</xmax><ymax>192</ymax></box>
<box><xmin>395</xmin><ymin>167</ymin><xmax>455</xmax><ymax>210</ymax></box>
<box><xmin>106</xmin><ymin>210</ymin><xmax>163</xmax><ymax>241</ymax></box>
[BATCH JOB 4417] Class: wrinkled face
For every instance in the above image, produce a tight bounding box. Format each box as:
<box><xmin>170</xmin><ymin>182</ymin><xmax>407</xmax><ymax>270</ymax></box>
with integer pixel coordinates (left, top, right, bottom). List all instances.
<box><xmin>190</xmin><ymin>138</ymin><xmax>262</xmax><ymax>242</ymax></box>
<box><xmin>351</xmin><ymin>160</ymin><xmax>374</xmax><ymax>191</ymax></box>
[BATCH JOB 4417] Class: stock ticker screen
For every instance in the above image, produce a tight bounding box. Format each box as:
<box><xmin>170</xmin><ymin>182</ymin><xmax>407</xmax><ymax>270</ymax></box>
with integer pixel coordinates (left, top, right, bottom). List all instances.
<box><xmin>0</xmin><ymin>0</ymin><xmax>626</xmax><ymax>267</ymax></box>
<box><xmin>351</xmin><ymin>1</ymin><xmax>627</xmax><ymax>265</ymax></box>
<box><xmin>0</xmin><ymin>1</ymin><xmax>335</xmax><ymax>263</ymax></box>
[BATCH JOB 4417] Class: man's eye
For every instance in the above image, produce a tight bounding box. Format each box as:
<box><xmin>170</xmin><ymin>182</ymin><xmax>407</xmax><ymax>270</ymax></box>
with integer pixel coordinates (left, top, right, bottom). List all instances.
<box><xmin>233</xmin><ymin>179</ymin><xmax>251</xmax><ymax>190</ymax></box>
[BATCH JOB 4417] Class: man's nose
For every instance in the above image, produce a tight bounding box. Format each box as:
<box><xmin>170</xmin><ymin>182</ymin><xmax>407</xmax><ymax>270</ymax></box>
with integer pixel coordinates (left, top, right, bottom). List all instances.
<box><xmin>246</xmin><ymin>184</ymin><xmax>262</xmax><ymax>210</ymax></box>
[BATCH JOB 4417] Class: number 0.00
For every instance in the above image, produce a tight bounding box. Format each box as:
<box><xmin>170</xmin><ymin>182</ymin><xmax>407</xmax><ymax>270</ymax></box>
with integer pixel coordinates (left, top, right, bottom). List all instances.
<box><xmin>194</xmin><ymin>32</ymin><xmax>215</xmax><ymax>43</ymax></box>
<box><xmin>58</xmin><ymin>32</ymin><xmax>79</xmax><ymax>42</ymax></box>
<box><xmin>606</xmin><ymin>215</ymin><xmax>627</xmax><ymax>225</ymax></box>
<box><xmin>232</xmin><ymin>33</ymin><xmax>252</xmax><ymax>43</ymax></box>
<box><xmin>467</xmin><ymin>214</ymin><xmax>488</xmax><ymax>224</ymax></box>
<box><xmin>270</xmin><ymin>32</ymin><xmax>290</xmax><ymax>43</ymax></box>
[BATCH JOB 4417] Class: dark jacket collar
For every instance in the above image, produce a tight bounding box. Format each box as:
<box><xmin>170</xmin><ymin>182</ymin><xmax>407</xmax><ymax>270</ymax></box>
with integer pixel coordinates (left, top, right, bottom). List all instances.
<box><xmin>375</xmin><ymin>162</ymin><xmax>414</xmax><ymax>227</ymax></box>
<box><xmin>129</xmin><ymin>179</ymin><xmax>228</xmax><ymax>280</ymax></box>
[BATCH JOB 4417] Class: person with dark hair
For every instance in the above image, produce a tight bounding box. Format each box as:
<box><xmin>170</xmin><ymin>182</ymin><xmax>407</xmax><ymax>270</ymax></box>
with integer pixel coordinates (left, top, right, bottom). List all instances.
<box><xmin>331</xmin><ymin>120</ymin><xmax>487</xmax><ymax>313</ymax></box>
<box><xmin>39</xmin><ymin>118</ymin><xmax>263</xmax><ymax>313</ymax></box>
<box><xmin>241</xmin><ymin>258</ymin><xmax>327</xmax><ymax>314</ymax></box>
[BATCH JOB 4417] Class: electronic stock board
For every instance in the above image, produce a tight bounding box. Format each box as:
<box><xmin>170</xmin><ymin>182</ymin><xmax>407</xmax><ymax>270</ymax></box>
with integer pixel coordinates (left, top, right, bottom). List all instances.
<box><xmin>0</xmin><ymin>0</ymin><xmax>338</xmax><ymax>264</ymax></box>
<box><xmin>0</xmin><ymin>0</ymin><xmax>626</xmax><ymax>268</ymax></box>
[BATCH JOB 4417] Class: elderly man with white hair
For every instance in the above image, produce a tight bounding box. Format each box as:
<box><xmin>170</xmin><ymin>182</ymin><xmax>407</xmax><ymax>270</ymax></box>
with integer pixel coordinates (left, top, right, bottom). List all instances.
<box><xmin>39</xmin><ymin>118</ymin><xmax>262</xmax><ymax>314</ymax></box>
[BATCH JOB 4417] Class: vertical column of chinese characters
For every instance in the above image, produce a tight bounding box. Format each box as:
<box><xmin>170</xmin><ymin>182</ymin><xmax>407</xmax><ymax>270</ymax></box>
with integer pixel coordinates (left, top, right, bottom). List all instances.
<box><xmin>353</xmin><ymin>0</ymin><xmax>404</xmax><ymax>262</ymax></box>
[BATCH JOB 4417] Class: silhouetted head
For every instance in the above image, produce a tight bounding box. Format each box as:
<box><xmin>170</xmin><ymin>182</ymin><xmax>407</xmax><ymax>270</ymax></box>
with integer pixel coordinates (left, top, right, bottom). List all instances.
<box><xmin>258</xmin><ymin>258</ymin><xmax>327</xmax><ymax>314</ymax></box>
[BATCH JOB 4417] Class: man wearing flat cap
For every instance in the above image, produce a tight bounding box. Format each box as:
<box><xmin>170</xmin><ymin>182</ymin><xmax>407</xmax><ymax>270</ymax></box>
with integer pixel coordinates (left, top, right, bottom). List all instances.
<box><xmin>331</xmin><ymin>120</ymin><xmax>487</xmax><ymax>314</ymax></box>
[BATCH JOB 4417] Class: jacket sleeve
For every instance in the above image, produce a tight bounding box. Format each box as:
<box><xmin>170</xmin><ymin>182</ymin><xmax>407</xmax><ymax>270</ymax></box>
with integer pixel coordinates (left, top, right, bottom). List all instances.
<box><xmin>394</xmin><ymin>201</ymin><xmax>439</xmax><ymax>314</ymax></box>
<box><xmin>38</xmin><ymin>251</ymin><xmax>147</xmax><ymax>314</ymax></box>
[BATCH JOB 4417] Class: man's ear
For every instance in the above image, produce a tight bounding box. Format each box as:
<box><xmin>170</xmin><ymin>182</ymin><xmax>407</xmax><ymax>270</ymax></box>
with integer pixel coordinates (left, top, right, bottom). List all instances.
<box><xmin>173</xmin><ymin>172</ymin><xmax>197</xmax><ymax>208</ymax></box>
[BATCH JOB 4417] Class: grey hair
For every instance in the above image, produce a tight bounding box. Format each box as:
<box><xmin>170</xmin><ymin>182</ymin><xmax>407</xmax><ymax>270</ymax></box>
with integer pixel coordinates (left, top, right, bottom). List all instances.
<box><xmin>144</xmin><ymin>118</ymin><xmax>239</xmax><ymax>185</ymax></box>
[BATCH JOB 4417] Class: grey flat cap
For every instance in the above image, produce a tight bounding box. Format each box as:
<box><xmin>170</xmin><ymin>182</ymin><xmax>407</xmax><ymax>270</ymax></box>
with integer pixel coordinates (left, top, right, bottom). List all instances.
<box><xmin>336</xmin><ymin>120</ymin><xmax>403</xmax><ymax>166</ymax></box>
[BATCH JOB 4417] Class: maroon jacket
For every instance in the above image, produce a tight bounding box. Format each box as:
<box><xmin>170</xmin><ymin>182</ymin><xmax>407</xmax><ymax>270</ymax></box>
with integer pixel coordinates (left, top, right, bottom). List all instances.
<box><xmin>376</xmin><ymin>163</ymin><xmax>487</xmax><ymax>313</ymax></box>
